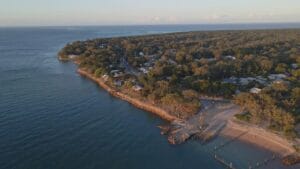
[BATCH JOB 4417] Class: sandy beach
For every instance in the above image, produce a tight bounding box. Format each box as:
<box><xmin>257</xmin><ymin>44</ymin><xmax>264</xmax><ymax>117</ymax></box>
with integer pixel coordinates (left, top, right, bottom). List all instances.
<box><xmin>221</xmin><ymin>120</ymin><xmax>296</xmax><ymax>157</ymax></box>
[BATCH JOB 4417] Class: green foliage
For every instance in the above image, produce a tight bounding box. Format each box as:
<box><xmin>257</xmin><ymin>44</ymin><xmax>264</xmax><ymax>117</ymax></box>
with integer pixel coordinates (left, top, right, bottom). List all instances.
<box><xmin>259</xmin><ymin>59</ymin><xmax>273</xmax><ymax>74</ymax></box>
<box><xmin>94</xmin><ymin>68</ymin><xmax>105</xmax><ymax>77</ymax></box>
<box><xmin>60</xmin><ymin>29</ymin><xmax>300</xmax><ymax>123</ymax></box>
<box><xmin>235</xmin><ymin>112</ymin><xmax>251</xmax><ymax>122</ymax></box>
<box><xmin>235</xmin><ymin>92</ymin><xmax>296</xmax><ymax>133</ymax></box>
<box><xmin>275</xmin><ymin>63</ymin><xmax>288</xmax><ymax>73</ymax></box>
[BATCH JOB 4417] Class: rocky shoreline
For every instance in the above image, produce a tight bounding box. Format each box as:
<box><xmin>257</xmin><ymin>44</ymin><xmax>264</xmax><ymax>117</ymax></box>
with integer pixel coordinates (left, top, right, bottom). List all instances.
<box><xmin>77</xmin><ymin>68</ymin><xmax>209</xmax><ymax>144</ymax></box>
<box><xmin>77</xmin><ymin>68</ymin><xmax>178</xmax><ymax>122</ymax></box>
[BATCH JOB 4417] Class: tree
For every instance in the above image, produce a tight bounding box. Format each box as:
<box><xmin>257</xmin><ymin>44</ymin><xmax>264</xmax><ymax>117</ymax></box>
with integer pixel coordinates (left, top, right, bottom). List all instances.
<box><xmin>194</xmin><ymin>65</ymin><xmax>209</xmax><ymax>76</ymax></box>
<box><xmin>275</xmin><ymin>63</ymin><xmax>288</xmax><ymax>73</ymax></box>
<box><xmin>282</xmin><ymin>112</ymin><xmax>295</xmax><ymax>133</ymax></box>
<box><xmin>292</xmin><ymin>69</ymin><xmax>300</xmax><ymax>79</ymax></box>
<box><xmin>196</xmin><ymin>80</ymin><xmax>210</xmax><ymax>93</ymax></box>
<box><xmin>94</xmin><ymin>67</ymin><xmax>105</xmax><ymax>77</ymax></box>
<box><xmin>155</xmin><ymin>80</ymin><xmax>170</xmax><ymax>98</ymax></box>
<box><xmin>175</xmin><ymin>50</ymin><xmax>185</xmax><ymax>63</ymax></box>
<box><xmin>271</xmin><ymin>82</ymin><xmax>289</xmax><ymax>92</ymax></box>
<box><xmin>291</xmin><ymin>87</ymin><xmax>300</xmax><ymax>109</ymax></box>
<box><xmin>259</xmin><ymin>59</ymin><xmax>273</xmax><ymax>74</ymax></box>
<box><xmin>182</xmin><ymin>89</ymin><xmax>199</xmax><ymax>101</ymax></box>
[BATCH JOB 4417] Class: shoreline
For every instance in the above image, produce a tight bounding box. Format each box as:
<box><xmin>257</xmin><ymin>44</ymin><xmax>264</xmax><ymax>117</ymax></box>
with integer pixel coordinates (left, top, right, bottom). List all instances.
<box><xmin>75</xmin><ymin>66</ymin><xmax>298</xmax><ymax>163</ymax></box>
<box><xmin>221</xmin><ymin>119</ymin><xmax>296</xmax><ymax>157</ymax></box>
<box><xmin>77</xmin><ymin>68</ymin><xmax>178</xmax><ymax>122</ymax></box>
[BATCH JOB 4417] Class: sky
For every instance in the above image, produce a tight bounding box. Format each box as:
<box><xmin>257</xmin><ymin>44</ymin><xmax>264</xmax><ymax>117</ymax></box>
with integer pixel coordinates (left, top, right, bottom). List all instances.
<box><xmin>1</xmin><ymin>0</ymin><xmax>300</xmax><ymax>26</ymax></box>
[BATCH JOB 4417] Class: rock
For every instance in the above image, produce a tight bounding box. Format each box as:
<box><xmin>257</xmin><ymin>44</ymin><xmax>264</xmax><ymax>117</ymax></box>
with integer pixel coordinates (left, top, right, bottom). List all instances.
<box><xmin>160</xmin><ymin>119</ymin><xmax>206</xmax><ymax>145</ymax></box>
<box><xmin>282</xmin><ymin>154</ymin><xmax>300</xmax><ymax>166</ymax></box>
<box><xmin>157</xmin><ymin>125</ymin><xmax>170</xmax><ymax>135</ymax></box>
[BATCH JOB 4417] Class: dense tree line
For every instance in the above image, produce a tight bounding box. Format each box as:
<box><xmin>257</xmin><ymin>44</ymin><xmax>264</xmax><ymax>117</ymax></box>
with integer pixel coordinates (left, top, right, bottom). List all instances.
<box><xmin>59</xmin><ymin>29</ymin><xmax>300</xmax><ymax>126</ymax></box>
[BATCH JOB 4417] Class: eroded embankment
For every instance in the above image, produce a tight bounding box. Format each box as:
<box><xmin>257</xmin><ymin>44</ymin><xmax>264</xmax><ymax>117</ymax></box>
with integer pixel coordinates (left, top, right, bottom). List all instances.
<box><xmin>77</xmin><ymin>69</ymin><xmax>178</xmax><ymax>122</ymax></box>
<box><xmin>77</xmin><ymin>68</ymin><xmax>206</xmax><ymax>144</ymax></box>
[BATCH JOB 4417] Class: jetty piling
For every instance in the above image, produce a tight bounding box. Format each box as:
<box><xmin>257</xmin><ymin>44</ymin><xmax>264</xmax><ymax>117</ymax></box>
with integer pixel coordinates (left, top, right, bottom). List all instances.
<box><xmin>214</xmin><ymin>153</ymin><xmax>236</xmax><ymax>169</ymax></box>
<box><xmin>248</xmin><ymin>154</ymin><xmax>277</xmax><ymax>169</ymax></box>
<box><xmin>211</xmin><ymin>133</ymin><xmax>278</xmax><ymax>169</ymax></box>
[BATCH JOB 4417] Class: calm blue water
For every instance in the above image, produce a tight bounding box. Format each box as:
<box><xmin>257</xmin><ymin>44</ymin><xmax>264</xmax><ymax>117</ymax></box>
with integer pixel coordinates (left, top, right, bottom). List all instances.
<box><xmin>1</xmin><ymin>24</ymin><xmax>299</xmax><ymax>169</ymax></box>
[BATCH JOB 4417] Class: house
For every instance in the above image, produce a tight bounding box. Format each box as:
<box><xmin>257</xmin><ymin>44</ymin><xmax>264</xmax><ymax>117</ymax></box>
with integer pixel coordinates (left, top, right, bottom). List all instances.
<box><xmin>132</xmin><ymin>85</ymin><xmax>143</xmax><ymax>92</ymax></box>
<box><xmin>99</xmin><ymin>44</ymin><xmax>107</xmax><ymax>48</ymax></box>
<box><xmin>223</xmin><ymin>55</ymin><xmax>236</xmax><ymax>60</ymax></box>
<box><xmin>110</xmin><ymin>70</ymin><xmax>124</xmax><ymax>78</ymax></box>
<box><xmin>268</xmin><ymin>74</ymin><xmax>287</xmax><ymax>81</ymax></box>
<box><xmin>113</xmin><ymin>72</ymin><xmax>123</xmax><ymax>78</ymax></box>
<box><xmin>223</xmin><ymin>77</ymin><xmax>238</xmax><ymax>84</ymax></box>
<box><xmin>168</xmin><ymin>49</ymin><xmax>177</xmax><ymax>54</ymax></box>
<box><xmin>168</xmin><ymin>59</ymin><xmax>177</xmax><ymax>65</ymax></box>
<box><xmin>272</xmin><ymin>80</ymin><xmax>290</xmax><ymax>85</ymax></box>
<box><xmin>291</xmin><ymin>63</ymin><xmax>298</xmax><ymax>69</ymax></box>
<box><xmin>239</xmin><ymin>78</ymin><xmax>248</xmax><ymax>85</ymax></box>
<box><xmin>238</xmin><ymin>76</ymin><xmax>267</xmax><ymax>86</ymax></box>
<box><xmin>114</xmin><ymin>80</ymin><xmax>123</xmax><ymax>87</ymax></box>
<box><xmin>102</xmin><ymin>74</ymin><xmax>109</xmax><ymax>82</ymax></box>
<box><xmin>235</xmin><ymin>89</ymin><xmax>241</xmax><ymax>94</ymax></box>
<box><xmin>253</xmin><ymin>76</ymin><xmax>268</xmax><ymax>85</ymax></box>
<box><xmin>139</xmin><ymin>68</ymin><xmax>149</xmax><ymax>74</ymax></box>
<box><xmin>250</xmin><ymin>88</ymin><xmax>262</xmax><ymax>94</ymax></box>
<box><xmin>198</xmin><ymin>58</ymin><xmax>216</xmax><ymax>63</ymax></box>
<box><xmin>144</xmin><ymin>62</ymin><xmax>151</xmax><ymax>67</ymax></box>
<box><xmin>111</xmin><ymin>70</ymin><xmax>120</xmax><ymax>74</ymax></box>
<box><xmin>139</xmin><ymin>52</ymin><xmax>144</xmax><ymax>56</ymax></box>
<box><xmin>273</xmin><ymin>80</ymin><xmax>284</xmax><ymax>84</ymax></box>
<box><xmin>68</xmin><ymin>55</ymin><xmax>78</xmax><ymax>59</ymax></box>
<box><xmin>206</xmin><ymin>58</ymin><xmax>217</xmax><ymax>62</ymax></box>
<box><xmin>147</xmin><ymin>54</ymin><xmax>157</xmax><ymax>59</ymax></box>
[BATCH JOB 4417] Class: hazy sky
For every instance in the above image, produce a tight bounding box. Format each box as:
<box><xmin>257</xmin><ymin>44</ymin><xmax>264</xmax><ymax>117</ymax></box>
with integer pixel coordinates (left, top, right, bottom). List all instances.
<box><xmin>1</xmin><ymin>0</ymin><xmax>300</xmax><ymax>26</ymax></box>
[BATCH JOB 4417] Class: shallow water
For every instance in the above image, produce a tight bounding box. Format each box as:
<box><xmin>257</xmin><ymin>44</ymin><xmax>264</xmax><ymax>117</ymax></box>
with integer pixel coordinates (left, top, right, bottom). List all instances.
<box><xmin>1</xmin><ymin>25</ymin><xmax>299</xmax><ymax>169</ymax></box>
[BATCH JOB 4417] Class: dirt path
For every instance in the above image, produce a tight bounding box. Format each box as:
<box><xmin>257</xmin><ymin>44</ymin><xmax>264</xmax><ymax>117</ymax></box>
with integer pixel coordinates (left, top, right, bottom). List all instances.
<box><xmin>200</xmin><ymin>99</ymin><xmax>242</xmax><ymax>139</ymax></box>
<box><xmin>166</xmin><ymin>99</ymin><xmax>242</xmax><ymax>144</ymax></box>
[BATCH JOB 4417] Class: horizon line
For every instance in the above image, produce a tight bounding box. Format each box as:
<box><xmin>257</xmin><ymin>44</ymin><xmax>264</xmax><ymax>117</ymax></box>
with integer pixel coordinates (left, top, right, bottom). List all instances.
<box><xmin>1</xmin><ymin>21</ymin><xmax>300</xmax><ymax>28</ymax></box>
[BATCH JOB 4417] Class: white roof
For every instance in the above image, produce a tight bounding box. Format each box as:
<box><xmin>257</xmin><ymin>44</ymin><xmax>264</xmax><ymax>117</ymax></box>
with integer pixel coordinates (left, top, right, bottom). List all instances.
<box><xmin>250</xmin><ymin>88</ymin><xmax>261</xmax><ymax>94</ymax></box>
<box><xmin>132</xmin><ymin>85</ymin><xmax>143</xmax><ymax>91</ymax></box>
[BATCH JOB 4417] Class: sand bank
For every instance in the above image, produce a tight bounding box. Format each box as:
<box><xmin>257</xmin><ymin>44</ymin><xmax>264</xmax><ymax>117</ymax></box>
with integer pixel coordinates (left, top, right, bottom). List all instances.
<box><xmin>221</xmin><ymin>120</ymin><xmax>296</xmax><ymax>157</ymax></box>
